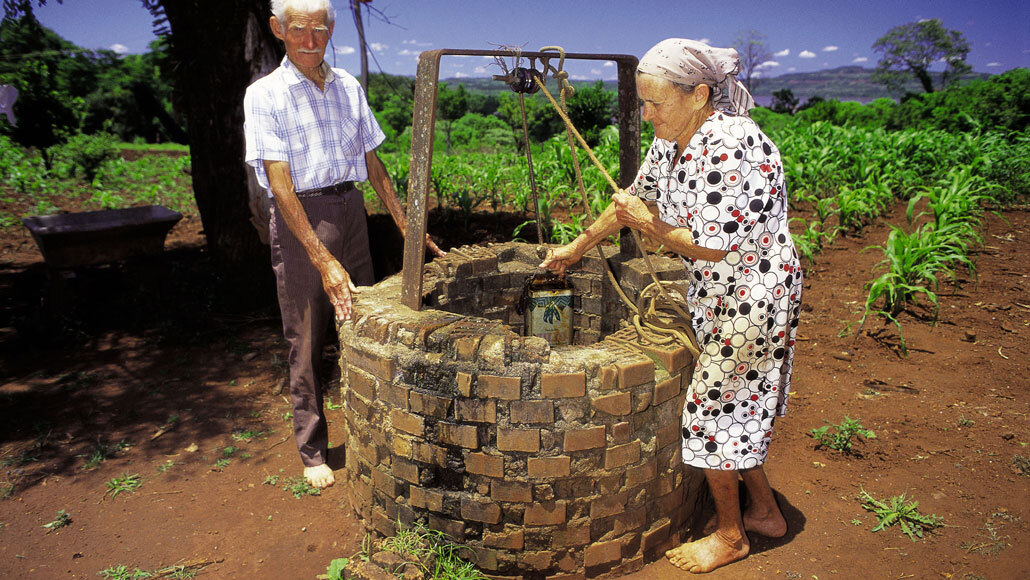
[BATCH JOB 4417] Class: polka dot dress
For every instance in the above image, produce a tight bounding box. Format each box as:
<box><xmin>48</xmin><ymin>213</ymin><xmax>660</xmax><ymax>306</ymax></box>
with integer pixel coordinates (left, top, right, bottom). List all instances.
<box><xmin>630</xmin><ymin>111</ymin><xmax>803</xmax><ymax>470</ymax></box>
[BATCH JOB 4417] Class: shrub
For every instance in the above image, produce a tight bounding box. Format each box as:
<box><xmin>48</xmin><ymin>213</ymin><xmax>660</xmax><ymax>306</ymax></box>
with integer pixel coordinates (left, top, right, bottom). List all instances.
<box><xmin>48</xmin><ymin>131</ymin><xmax>120</xmax><ymax>181</ymax></box>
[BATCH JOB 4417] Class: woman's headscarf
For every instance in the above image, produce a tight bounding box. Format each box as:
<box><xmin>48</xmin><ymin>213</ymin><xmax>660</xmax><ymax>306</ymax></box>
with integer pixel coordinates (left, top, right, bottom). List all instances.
<box><xmin>637</xmin><ymin>38</ymin><xmax>755</xmax><ymax>116</ymax></box>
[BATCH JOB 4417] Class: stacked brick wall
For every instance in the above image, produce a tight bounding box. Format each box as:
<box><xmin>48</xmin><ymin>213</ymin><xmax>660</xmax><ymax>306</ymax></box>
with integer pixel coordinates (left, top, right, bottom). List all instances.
<box><xmin>338</xmin><ymin>242</ymin><xmax>704</xmax><ymax>578</ymax></box>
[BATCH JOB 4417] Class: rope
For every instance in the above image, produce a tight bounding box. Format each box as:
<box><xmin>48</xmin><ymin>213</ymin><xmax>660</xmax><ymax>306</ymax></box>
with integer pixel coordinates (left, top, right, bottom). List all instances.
<box><xmin>531</xmin><ymin>55</ymin><xmax>701</xmax><ymax>358</ymax></box>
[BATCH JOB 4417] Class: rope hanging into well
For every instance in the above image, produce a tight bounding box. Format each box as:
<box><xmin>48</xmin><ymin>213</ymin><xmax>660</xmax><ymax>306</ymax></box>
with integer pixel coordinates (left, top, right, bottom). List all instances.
<box><xmin>531</xmin><ymin>48</ymin><xmax>701</xmax><ymax>358</ymax></box>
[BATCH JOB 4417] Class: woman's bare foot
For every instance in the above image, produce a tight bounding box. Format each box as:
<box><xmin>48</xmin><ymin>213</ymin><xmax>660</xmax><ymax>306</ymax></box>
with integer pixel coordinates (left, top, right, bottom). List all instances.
<box><xmin>743</xmin><ymin>507</ymin><xmax>787</xmax><ymax>538</ymax></box>
<box><xmin>304</xmin><ymin>463</ymin><xmax>335</xmax><ymax>488</ymax></box>
<box><xmin>665</xmin><ymin>529</ymin><xmax>749</xmax><ymax>573</ymax></box>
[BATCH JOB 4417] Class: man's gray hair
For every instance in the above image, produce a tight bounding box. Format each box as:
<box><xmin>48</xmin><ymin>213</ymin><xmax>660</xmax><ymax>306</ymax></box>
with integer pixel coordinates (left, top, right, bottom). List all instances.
<box><xmin>271</xmin><ymin>0</ymin><xmax>336</xmax><ymax>26</ymax></box>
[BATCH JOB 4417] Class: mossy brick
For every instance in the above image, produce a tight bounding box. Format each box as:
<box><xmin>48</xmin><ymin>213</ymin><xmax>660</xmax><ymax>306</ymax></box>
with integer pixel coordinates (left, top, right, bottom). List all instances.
<box><xmin>625</xmin><ymin>459</ymin><xmax>657</xmax><ymax>488</ymax></box>
<box><xmin>617</xmin><ymin>359</ymin><xmax>654</xmax><ymax>389</ymax></box>
<box><xmin>642</xmin><ymin>518</ymin><xmax>671</xmax><ymax>553</ymax></box>
<box><xmin>392</xmin><ymin>457</ymin><xmax>419</xmax><ymax>484</ymax></box>
<box><xmin>521</xmin><ymin>550</ymin><xmax>555</xmax><ymax>571</ymax></box>
<box><xmin>590</xmin><ymin>491</ymin><xmax>628</xmax><ymax>519</ymax></box>
<box><xmin>599</xmin><ymin>364</ymin><xmax>617</xmax><ymax>391</ymax></box>
<box><xmin>564</xmin><ymin>426</ymin><xmax>606</xmax><ymax>452</ymax></box>
<box><xmin>456</xmin><ymin>371</ymin><xmax>473</xmax><ymax>397</ymax></box>
<box><xmin>345</xmin><ymin>345</ymin><xmax>395</xmax><ymax>381</ymax></box>
<box><xmin>409</xmin><ymin>390</ymin><xmax>452</xmax><ymax>418</ymax></box>
<box><xmin>654</xmin><ymin>374</ymin><xmax>681</xmax><ymax>405</ymax></box>
<box><xmin>484</xmin><ymin>528</ymin><xmax>524</xmax><ymax>550</ymax></box>
<box><xmin>466</xmin><ymin>452</ymin><xmax>504</xmax><ymax>478</ymax></box>
<box><xmin>348</xmin><ymin>367</ymin><xmax>376</xmax><ymax>401</ymax></box>
<box><xmin>391</xmin><ymin>409</ymin><xmax>424</xmax><ymax>436</ymax></box>
<box><xmin>453</xmin><ymin>335</ymin><xmax>483</xmax><ymax>361</ymax></box>
<box><xmin>497</xmin><ymin>428</ymin><xmax>541</xmax><ymax>452</ymax></box>
<box><xmin>524</xmin><ymin>501</ymin><xmax>567</xmax><ymax>526</ymax></box>
<box><xmin>479</xmin><ymin>374</ymin><xmax>521</xmax><ymax>399</ymax></box>
<box><xmin>460</xmin><ymin>498</ymin><xmax>502</xmax><ymax>524</ymax></box>
<box><xmin>491</xmin><ymin>480</ymin><xmax>533</xmax><ymax>502</ymax></box>
<box><xmin>528</xmin><ymin>456</ymin><xmax>571</xmax><ymax>478</ymax></box>
<box><xmin>550</xmin><ymin>519</ymin><xmax>591</xmax><ymax>548</ymax></box>
<box><xmin>455</xmin><ymin>399</ymin><xmax>497</xmax><ymax>423</ymax></box>
<box><xmin>410</xmin><ymin>485</ymin><xmax>445</xmax><ymax>512</ymax></box>
<box><xmin>510</xmin><ymin>400</ymin><xmax>555</xmax><ymax>424</ymax></box>
<box><xmin>438</xmin><ymin>421</ymin><xmax>479</xmax><ymax>449</ymax></box>
<box><xmin>583</xmin><ymin>538</ymin><xmax>621</xmax><ymax>568</ymax></box>
<box><xmin>592</xmin><ymin>392</ymin><xmax>631</xmax><ymax>416</ymax></box>
<box><xmin>605</xmin><ymin>441</ymin><xmax>641</xmax><ymax>470</ymax></box>
<box><xmin>541</xmin><ymin>372</ymin><xmax>586</xmax><ymax>398</ymax></box>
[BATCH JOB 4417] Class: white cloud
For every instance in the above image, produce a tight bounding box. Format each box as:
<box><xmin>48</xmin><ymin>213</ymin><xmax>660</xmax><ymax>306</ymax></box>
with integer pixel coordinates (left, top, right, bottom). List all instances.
<box><xmin>591</xmin><ymin>68</ymin><xmax>602</xmax><ymax>76</ymax></box>
<box><xmin>402</xmin><ymin>39</ymin><xmax>432</xmax><ymax>46</ymax></box>
<box><xmin>455</xmin><ymin>72</ymin><xmax>469</xmax><ymax>78</ymax></box>
<box><xmin>774</xmin><ymin>49</ymin><xmax>790</xmax><ymax>57</ymax></box>
<box><xmin>853</xmin><ymin>56</ymin><xmax>869</xmax><ymax>63</ymax></box>
<box><xmin>787</xmin><ymin>67</ymin><xmax>797</xmax><ymax>72</ymax></box>
<box><xmin>398</xmin><ymin>49</ymin><xmax>419</xmax><ymax>56</ymax></box>
<box><xmin>473</xmin><ymin>66</ymin><xmax>487</xmax><ymax>74</ymax></box>
<box><xmin>109</xmin><ymin>43</ymin><xmax>129</xmax><ymax>54</ymax></box>
<box><xmin>571</xmin><ymin>74</ymin><xmax>589</xmax><ymax>80</ymax></box>
<box><xmin>986</xmin><ymin>62</ymin><xmax>1002</xmax><ymax>67</ymax></box>
<box><xmin>603</xmin><ymin>61</ymin><xmax>614</xmax><ymax>67</ymax></box>
<box><xmin>369</xmin><ymin>42</ymin><xmax>388</xmax><ymax>52</ymax></box>
<box><xmin>799</xmin><ymin>50</ymin><xmax>816</xmax><ymax>58</ymax></box>
<box><xmin>756</xmin><ymin>60</ymin><xmax>780</xmax><ymax>70</ymax></box>
<box><xmin>335</xmin><ymin>45</ymin><xmax>356</xmax><ymax>55</ymax></box>
<box><xmin>822</xmin><ymin>45</ymin><xmax>839</xmax><ymax>52</ymax></box>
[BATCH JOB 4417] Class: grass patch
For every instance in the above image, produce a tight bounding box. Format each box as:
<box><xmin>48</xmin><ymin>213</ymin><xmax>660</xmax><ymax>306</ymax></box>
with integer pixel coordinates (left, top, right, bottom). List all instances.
<box><xmin>213</xmin><ymin>458</ymin><xmax>232</xmax><ymax>471</ymax></box>
<box><xmin>859</xmin><ymin>488</ymin><xmax>944</xmax><ymax>541</ymax></box>
<box><xmin>42</xmin><ymin>509</ymin><xmax>71</xmax><ymax>531</ymax></box>
<box><xmin>325</xmin><ymin>521</ymin><xmax>489</xmax><ymax>580</ymax></box>
<box><xmin>0</xmin><ymin>482</ymin><xmax>13</xmax><ymax>499</ymax></box>
<box><xmin>105</xmin><ymin>473</ymin><xmax>143</xmax><ymax>499</ymax></box>
<box><xmin>98</xmin><ymin>562</ymin><xmax>198</xmax><ymax>579</ymax></box>
<box><xmin>282</xmin><ymin>476</ymin><xmax>321</xmax><ymax>499</ymax></box>
<box><xmin>810</xmin><ymin>416</ymin><xmax>876</xmax><ymax>454</ymax></box>
<box><xmin>82</xmin><ymin>439</ymin><xmax>131</xmax><ymax>470</ymax></box>
<box><xmin>231</xmin><ymin>429</ymin><xmax>268</xmax><ymax>442</ymax></box>
<box><xmin>156</xmin><ymin>460</ymin><xmax>175</xmax><ymax>473</ymax></box>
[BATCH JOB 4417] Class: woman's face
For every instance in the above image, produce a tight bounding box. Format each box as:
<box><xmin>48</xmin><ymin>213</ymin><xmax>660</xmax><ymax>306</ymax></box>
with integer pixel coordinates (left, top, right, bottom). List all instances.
<box><xmin>637</xmin><ymin>74</ymin><xmax>709</xmax><ymax>145</ymax></box>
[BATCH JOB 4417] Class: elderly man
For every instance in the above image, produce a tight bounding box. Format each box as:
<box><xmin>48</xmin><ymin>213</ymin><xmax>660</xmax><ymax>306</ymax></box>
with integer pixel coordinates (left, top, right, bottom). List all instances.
<box><xmin>245</xmin><ymin>0</ymin><xmax>442</xmax><ymax>488</ymax></box>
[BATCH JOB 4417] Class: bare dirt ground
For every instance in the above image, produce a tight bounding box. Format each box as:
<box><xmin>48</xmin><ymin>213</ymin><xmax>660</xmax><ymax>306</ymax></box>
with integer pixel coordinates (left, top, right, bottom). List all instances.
<box><xmin>0</xmin><ymin>197</ymin><xmax>1027</xmax><ymax>580</ymax></box>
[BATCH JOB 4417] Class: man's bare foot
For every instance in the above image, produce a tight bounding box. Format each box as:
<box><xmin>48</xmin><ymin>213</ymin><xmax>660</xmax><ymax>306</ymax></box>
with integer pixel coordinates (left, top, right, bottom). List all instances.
<box><xmin>743</xmin><ymin>508</ymin><xmax>787</xmax><ymax>538</ymax></box>
<box><xmin>665</xmin><ymin>529</ymin><xmax>749</xmax><ymax>573</ymax></box>
<box><xmin>304</xmin><ymin>464</ymin><xmax>335</xmax><ymax>489</ymax></box>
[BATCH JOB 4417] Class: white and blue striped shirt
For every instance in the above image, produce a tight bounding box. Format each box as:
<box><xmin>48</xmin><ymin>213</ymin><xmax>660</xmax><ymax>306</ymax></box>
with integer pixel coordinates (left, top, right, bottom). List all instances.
<box><xmin>244</xmin><ymin>57</ymin><xmax>385</xmax><ymax>196</ymax></box>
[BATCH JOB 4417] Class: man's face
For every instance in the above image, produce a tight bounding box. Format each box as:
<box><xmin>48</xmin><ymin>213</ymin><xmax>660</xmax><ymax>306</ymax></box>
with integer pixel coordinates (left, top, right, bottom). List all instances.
<box><xmin>271</xmin><ymin>9</ymin><xmax>334</xmax><ymax>72</ymax></box>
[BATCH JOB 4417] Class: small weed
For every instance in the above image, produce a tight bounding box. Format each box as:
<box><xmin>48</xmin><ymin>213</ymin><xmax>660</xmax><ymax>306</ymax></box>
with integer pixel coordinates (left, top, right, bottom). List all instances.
<box><xmin>957</xmin><ymin>415</ymin><xmax>974</xmax><ymax>427</ymax></box>
<box><xmin>960</xmin><ymin>517</ymin><xmax>1010</xmax><ymax>556</ymax></box>
<box><xmin>325</xmin><ymin>397</ymin><xmax>343</xmax><ymax>411</ymax></box>
<box><xmin>228</xmin><ymin>379</ymin><xmax>238</xmax><ymax>387</ymax></box>
<box><xmin>859</xmin><ymin>488</ymin><xmax>944</xmax><ymax>541</ymax></box>
<box><xmin>213</xmin><ymin>458</ymin><xmax>231</xmax><ymax>471</ymax></box>
<box><xmin>851</xmin><ymin>518</ymin><xmax>863</xmax><ymax>526</ymax></box>
<box><xmin>377</xmin><ymin>521</ymin><xmax>489</xmax><ymax>579</ymax></box>
<box><xmin>231</xmin><ymin>429</ymin><xmax>267</xmax><ymax>442</ymax></box>
<box><xmin>156</xmin><ymin>460</ymin><xmax>175</xmax><ymax>473</ymax></box>
<box><xmin>263</xmin><ymin>474</ymin><xmax>280</xmax><ymax>486</ymax></box>
<box><xmin>810</xmin><ymin>416</ymin><xmax>876</xmax><ymax>454</ymax></box>
<box><xmin>0</xmin><ymin>482</ymin><xmax>13</xmax><ymax>499</ymax></box>
<box><xmin>239</xmin><ymin>452</ymin><xmax>252</xmax><ymax>460</ymax></box>
<box><xmin>282</xmin><ymin>476</ymin><xmax>321</xmax><ymax>498</ymax></box>
<box><xmin>83</xmin><ymin>439</ymin><xmax>130</xmax><ymax>470</ymax></box>
<box><xmin>42</xmin><ymin>509</ymin><xmax>71</xmax><ymax>531</ymax></box>
<box><xmin>97</xmin><ymin>565</ymin><xmax>148</xmax><ymax>580</ymax></box>
<box><xmin>222</xmin><ymin>446</ymin><xmax>238</xmax><ymax>457</ymax></box>
<box><xmin>105</xmin><ymin>473</ymin><xmax>143</xmax><ymax>498</ymax></box>
<box><xmin>325</xmin><ymin>557</ymin><xmax>349</xmax><ymax>580</ymax></box>
<box><xmin>282</xmin><ymin>411</ymin><xmax>293</xmax><ymax>422</ymax></box>
<box><xmin>1</xmin><ymin>449</ymin><xmax>40</xmax><ymax>467</ymax></box>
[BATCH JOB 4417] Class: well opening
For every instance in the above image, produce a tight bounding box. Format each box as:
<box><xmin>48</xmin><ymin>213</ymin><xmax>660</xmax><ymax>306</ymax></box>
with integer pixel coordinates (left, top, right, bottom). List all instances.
<box><xmin>338</xmin><ymin>241</ymin><xmax>705</xmax><ymax>578</ymax></box>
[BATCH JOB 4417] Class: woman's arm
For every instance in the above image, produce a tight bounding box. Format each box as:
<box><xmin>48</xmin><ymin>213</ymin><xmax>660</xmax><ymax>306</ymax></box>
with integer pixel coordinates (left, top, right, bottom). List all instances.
<box><xmin>539</xmin><ymin>200</ymin><xmax>622</xmax><ymax>274</ymax></box>
<box><xmin>612</xmin><ymin>192</ymin><xmax>728</xmax><ymax>262</ymax></box>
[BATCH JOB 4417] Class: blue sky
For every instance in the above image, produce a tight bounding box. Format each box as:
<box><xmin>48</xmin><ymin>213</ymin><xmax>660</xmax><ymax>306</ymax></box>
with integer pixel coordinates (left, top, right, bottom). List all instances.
<box><xmin>31</xmin><ymin>0</ymin><xmax>1030</xmax><ymax>81</ymax></box>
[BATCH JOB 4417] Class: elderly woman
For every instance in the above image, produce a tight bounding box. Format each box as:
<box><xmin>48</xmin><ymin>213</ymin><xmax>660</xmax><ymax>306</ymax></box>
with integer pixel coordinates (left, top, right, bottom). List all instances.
<box><xmin>541</xmin><ymin>39</ymin><xmax>802</xmax><ymax>573</ymax></box>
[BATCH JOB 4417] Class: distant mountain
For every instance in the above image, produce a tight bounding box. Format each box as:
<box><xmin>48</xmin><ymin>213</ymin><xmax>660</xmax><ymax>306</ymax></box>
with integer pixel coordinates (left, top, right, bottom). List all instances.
<box><xmin>442</xmin><ymin>66</ymin><xmax>993</xmax><ymax>104</ymax></box>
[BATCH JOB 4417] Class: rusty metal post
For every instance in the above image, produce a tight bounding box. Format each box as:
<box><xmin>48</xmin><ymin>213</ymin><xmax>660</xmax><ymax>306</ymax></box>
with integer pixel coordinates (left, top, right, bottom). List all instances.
<box><xmin>400</xmin><ymin>50</ymin><xmax>640</xmax><ymax>312</ymax></box>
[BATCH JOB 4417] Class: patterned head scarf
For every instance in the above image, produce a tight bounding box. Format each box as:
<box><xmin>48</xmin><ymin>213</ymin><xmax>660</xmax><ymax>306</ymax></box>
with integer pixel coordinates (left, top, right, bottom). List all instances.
<box><xmin>637</xmin><ymin>38</ymin><xmax>755</xmax><ymax>116</ymax></box>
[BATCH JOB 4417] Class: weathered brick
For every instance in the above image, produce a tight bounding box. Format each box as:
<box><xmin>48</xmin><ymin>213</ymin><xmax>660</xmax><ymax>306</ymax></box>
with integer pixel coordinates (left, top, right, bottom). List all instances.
<box><xmin>412</xmin><ymin>441</ymin><xmax>448</xmax><ymax>467</ymax></box>
<box><xmin>410</xmin><ymin>486</ymin><xmax>445</xmax><ymax>512</ymax></box>
<box><xmin>599</xmin><ymin>365</ymin><xmax>617</xmax><ymax>391</ymax></box>
<box><xmin>372</xmin><ymin>507</ymin><xmax>396</xmax><ymax>537</ymax></box>
<box><xmin>456</xmin><ymin>371</ymin><xmax>473</xmax><ymax>397</ymax></box>
<box><xmin>497</xmin><ymin>428</ymin><xmax>540</xmax><ymax>452</ymax></box>
<box><xmin>618</xmin><ymin>359</ymin><xmax>655</xmax><ymax>389</ymax></box>
<box><xmin>541</xmin><ymin>372</ymin><xmax>586</xmax><ymax>398</ymax></box>
<box><xmin>528</xmin><ymin>456</ymin><xmax>571</xmax><ymax>478</ymax></box>
<box><xmin>654</xmin><ymin>374</ymin><xmax>681</xmax><ymax>405</ymax></box>
<box><xmin>428</xmin><ymin>514</ymin><xmax>465</xmax><ymax>542</ymax></box>
<box><xmin>605</xmin><ymin>440</ymin><xmax>641</xmax><ymax>470</ymax></box>
<box><xmin>590</xmin><ymin>491</ymin><xmax>627</xmax><ymax>519</ymax></box>
<box><xmin>584</xmin><ymin>539</ymin><xmax>621</xmax><ymax>567</ymax></box>
<box><xmin>466</xmin><ymin>452</ymin><xmax>504</xmax><ymax>478</ymax></box>
<box><xmin>479</xmin><ymin>374</ymin><xmax>521</xmax><ymax>399</ymax></box>
<box><xmin>461</xmin><ymin>498</ymin><xmax>502</xmax><ymax>524</ymax></box>
<box><xmin>611</xmin><ymin>421</ymin><xmax>630</xmax><ymax>444</ymax></box>
<box><xmin>564</xmin><ymin>426</ymin><xmax>605</xmax><ymax>452</ymax></box>
<box><xmin>656</xmin><ymin>422</ymin><xmax>681</xmax><ymax>450</ymax></box>
<box><xmin>383</xmin><ymin>382</ymin><xmax>410</xmax><ymax>409</ymax></box>
<box><xmin>483</xmin><ymin>528</ymin><xmax>524</xmax><ymax>550</ymax></box>
<box><xmin>345</xmin><ymin>345</ymin><xmax>395</xmax><ymax>382</ymax></box>
<box><xmin>524</xmin><ymin>501</ymin><xmax>567</xmax><ymax>526</ymax></box>
<box><xmin>392</xmin><ymin>457</ymin><xmax>419</xmax><ymax>484</ymax></box>
<box><xmin>521</xmin><ymin>550</ymin><xmax>554</xmax><ymax>571</ymax></box>
<box><xmin>593</xmin><ymin>392</ymin><xmax>631</xmax><ymax>416</ymax></box>
<box><xmin>491</xmin><ymin>480</ymin><xmax>533</xmax><ymax>502</ymax></box>
<box><xmin>551</xmin><ymin>519</ymin><xmax>591</xmax><ymax>548</ymax></box>
<box><xmin>625</xmin><ymin>458</ymin><xmax>657</xmax><ymax>488</ymax></box>
<box><xmin>455</xmin><ymin>399</ymin><xmax>497</xmax><ymax>423</ymax></box>
<box><xmin>346</xmin><ymin>388</ymin><xmax>371</xmax><ymax>421</ymax></box>
<box><xmin>642</xmin><ymin>518</ymin><xmax>671</xmax><ymax>553</ymax></box>
<box><xmin>348</xmin><ymin>367</ymin><xmax>376</xmax><ymax>401</ymax></box>
<box><xmin>391</xmin><ymin>409</ymin><xmax>424</xmax><ymax>436</ymax></box>
<box><xmin>510</xmin><ymin>400</ymin><xmax>554</xmax><ymax>424</ymax></box>
<box><xmin>409</xmin><ymin>390</ymin><xmax>452</xmax><ymax>418</ymax></box>
<box><xmin>371</xmin><ymin>467</ymin><xmax>403</xmax><ymax>498</ymax></box>
<box><xmin>613</xmin><ymin>506</ymin><xmax>647</xmax><ymax>535</ymax></box>
<box><xmin>453</xmin><ymin>335</ymin><xmax>483</xmax><ymax>361</ymax></box>
<box><xmin>438</xmin><ymin>421</ymin><xmax>479</xmax><ymax>449</ymax></box>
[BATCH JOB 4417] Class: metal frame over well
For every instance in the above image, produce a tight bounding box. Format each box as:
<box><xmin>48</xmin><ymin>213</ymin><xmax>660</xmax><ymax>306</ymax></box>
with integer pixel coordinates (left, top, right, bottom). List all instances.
<box><xmin>401</xmin><ymin>49</ymin><xmax>642</xmax><ymax>311</ymax></box>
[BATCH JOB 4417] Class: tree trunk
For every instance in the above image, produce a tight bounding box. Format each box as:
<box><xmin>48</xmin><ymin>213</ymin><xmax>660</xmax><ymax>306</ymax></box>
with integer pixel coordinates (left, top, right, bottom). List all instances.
<box><xmin>157</xmin><ymin>0</ymin><xmax>283</xmax><ymax>307</ymax></box>
<box><xmin>352</xmin><ymin>0</ymin><xmax>368</xmax><ymax>90</ymax></box>
<box><xmin>914</xmin><ymin>67</ymin><xmax>934</xmax><ymax>93</ymax></box>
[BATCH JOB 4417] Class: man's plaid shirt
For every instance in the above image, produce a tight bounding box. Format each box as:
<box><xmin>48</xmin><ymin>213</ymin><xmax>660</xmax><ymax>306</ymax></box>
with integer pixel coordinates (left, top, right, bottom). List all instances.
<box><xmin>244</xmin><ymin>56</ymin><xmax>385</xmax><ymax>196</ymax></box>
